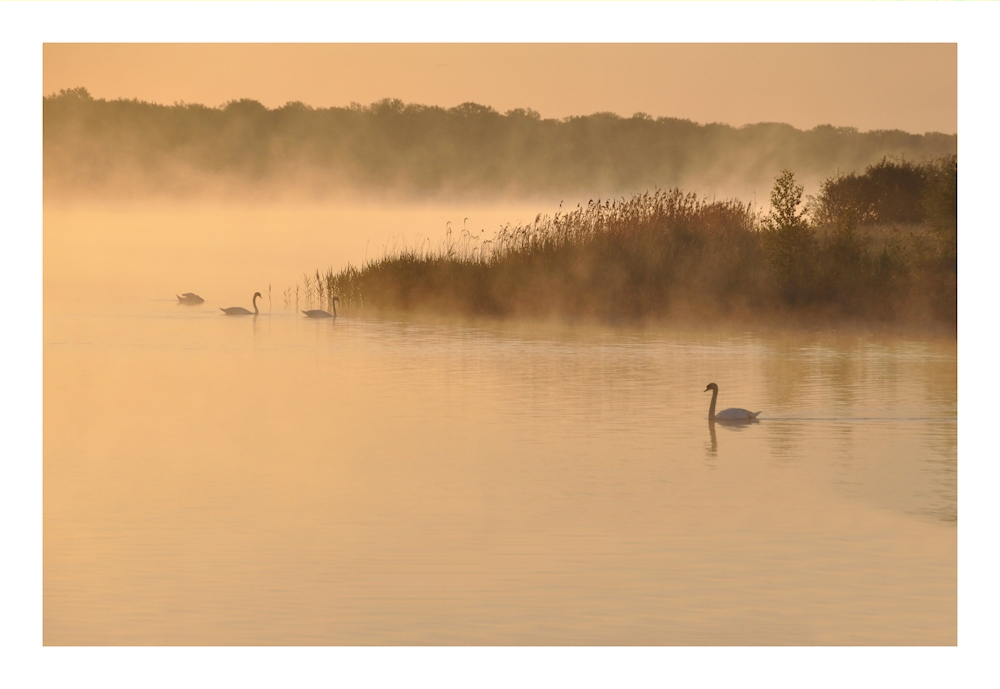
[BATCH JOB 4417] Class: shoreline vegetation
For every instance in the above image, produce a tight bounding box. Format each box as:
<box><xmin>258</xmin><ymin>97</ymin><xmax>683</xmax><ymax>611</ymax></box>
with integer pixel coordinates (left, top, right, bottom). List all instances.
<box><xmin>42</xmin><ymin>89</ymin><xmax>956</xmax><ymax>329</ymax></box>
<box><xmin>294</xmin><ymin>158</ymin><xmax>956</xmax><ymax>329</ymax></box>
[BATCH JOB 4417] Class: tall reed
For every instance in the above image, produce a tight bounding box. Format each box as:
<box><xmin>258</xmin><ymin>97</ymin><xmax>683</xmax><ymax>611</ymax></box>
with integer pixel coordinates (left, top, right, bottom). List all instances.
<box><xmin>300</xmin><ymin>176</ymin><xmax>955</xmax><ymax>326</ymax></box>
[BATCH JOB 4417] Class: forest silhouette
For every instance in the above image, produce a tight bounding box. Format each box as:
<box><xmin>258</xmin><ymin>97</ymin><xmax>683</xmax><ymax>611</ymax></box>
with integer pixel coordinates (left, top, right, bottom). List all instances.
<box><xmin>44</xmin><ymin>88</ymin><xmax>956</xmax><ymax>201</ymax></box>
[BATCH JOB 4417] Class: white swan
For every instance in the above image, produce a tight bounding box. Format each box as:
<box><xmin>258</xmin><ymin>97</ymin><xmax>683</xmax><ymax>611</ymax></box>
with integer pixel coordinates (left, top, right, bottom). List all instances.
<box><xmin>176</xmin><ymin>292</ymin><xmax>204</xmax><ymax>305</ymax></box>
<box><xmin>303</xmin><ymin>296</ymin><xmax>339</xmax><ymax>319</ymax></box>
<box><xmin>221</xmin><ymin>292</ymin><xmax>261</xmax><ymax>316</ymax></box>
<box><xmin>705</xmin><ymin>383</ymin><xmax>761</xmax><ymax>420</ymax></box>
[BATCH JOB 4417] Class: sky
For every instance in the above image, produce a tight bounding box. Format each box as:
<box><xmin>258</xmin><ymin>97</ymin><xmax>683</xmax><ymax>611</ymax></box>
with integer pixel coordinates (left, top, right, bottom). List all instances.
<box><xmin>43</xmin><ymin>43</ymin><xmax>957</xmax><ymax>135</ymax></box>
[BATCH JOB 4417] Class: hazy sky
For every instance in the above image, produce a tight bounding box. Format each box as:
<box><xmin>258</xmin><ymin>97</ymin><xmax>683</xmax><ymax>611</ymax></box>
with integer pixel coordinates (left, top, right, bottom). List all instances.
<box><xmin>43</xmin><ymin>43</ymin><xmax>956</xmax><ymax>135</ymax></box>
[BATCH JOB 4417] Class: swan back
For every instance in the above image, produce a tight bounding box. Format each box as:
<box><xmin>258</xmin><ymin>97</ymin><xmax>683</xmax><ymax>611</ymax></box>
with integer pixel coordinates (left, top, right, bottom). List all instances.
<box><xmin>704</xmin><ymin>382</ymin><xmax>761</xmax><ymax>421</ymax></box>
<box><xmin>221</xmin><ymin>292</ymin><xmax>261</xmax><ymax>316</ymax></box>
<box><xmin>221</xmin><ymin>306</ymin><xmax>253</xmax><ymax>315</ymax></box>
<box><xmin>715</xmin><ymin>407</ymin><xmax>761</xmax><ymax>420</ymax></box>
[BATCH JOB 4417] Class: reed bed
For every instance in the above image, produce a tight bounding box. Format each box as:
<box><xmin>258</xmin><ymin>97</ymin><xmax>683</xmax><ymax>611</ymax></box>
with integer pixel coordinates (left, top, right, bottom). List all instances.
<box><xmin>285</xmin><ymin>181</ymin><xmax>955</xmax><ymax>326</ymax></box>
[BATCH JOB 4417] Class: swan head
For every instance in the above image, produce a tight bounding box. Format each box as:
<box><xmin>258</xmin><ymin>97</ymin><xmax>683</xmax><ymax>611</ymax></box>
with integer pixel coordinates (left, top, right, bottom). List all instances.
<box><xmin>333</xmin><ymin>296</ymin><xmax>340</xmax><ymax>302</ymax></box>
<box><xmin>253</xmin><ymin>292</ymin><xmax>262</xmax><ymax>300</ymax></box>
<box><xmin>704</xmin><ymin>383</ymin><xmax>718</xmax><ymax>393</ymax></box>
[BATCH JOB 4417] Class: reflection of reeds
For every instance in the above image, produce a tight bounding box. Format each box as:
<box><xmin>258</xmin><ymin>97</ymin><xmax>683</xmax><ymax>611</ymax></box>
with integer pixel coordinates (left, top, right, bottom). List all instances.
<box><xmin>305</xmin><ymin>184</ymin><xmax>955</xmax><ymax>325</ymax></box>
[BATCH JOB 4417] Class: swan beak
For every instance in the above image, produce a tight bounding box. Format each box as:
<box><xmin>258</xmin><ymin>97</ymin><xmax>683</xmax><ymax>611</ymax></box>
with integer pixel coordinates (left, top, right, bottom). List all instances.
<box><xmin>704</xmin><ymin>386</ymin><xmax>710</xmax><ymax>392</ymax></box>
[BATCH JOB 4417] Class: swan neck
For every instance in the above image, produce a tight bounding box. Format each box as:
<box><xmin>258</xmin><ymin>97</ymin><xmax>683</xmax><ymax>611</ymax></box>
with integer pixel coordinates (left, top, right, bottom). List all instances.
<box><xmin>709</xmin><ymin>387</ymin><xmax>718</xmax><ymax>419</ymax></box>
<box><xmin>332</xmin><ymin>301</ymin><xmax>338</xmax><ymax>317</ymax></box>
<box><xmin>253</xmin><ymin>294</ymin><xmax>259</xmax><ymax>315</ymax></box>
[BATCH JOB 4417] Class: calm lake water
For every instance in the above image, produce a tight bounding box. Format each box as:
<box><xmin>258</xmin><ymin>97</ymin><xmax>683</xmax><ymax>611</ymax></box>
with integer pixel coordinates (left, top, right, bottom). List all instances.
<box><xmin>44</xmin><ymin>205</ymin><xmax>956</xmax><ymax>645</ymax></box>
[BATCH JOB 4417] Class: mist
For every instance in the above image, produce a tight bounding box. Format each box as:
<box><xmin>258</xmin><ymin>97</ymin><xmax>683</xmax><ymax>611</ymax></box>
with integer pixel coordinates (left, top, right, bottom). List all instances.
<box><xmin>41</xmin><ymin>64</ymin><xmax>958</xmax><ymax>646</ymax></box>
<box><xmin>43</xmin><ymin>88</ymin><xmax>957</xmax><ymax>332</ymax></box>
<box><xmin>43</xmin><ymin>88</ymin><xmax>956</xmax><ymax>206</ymax></box>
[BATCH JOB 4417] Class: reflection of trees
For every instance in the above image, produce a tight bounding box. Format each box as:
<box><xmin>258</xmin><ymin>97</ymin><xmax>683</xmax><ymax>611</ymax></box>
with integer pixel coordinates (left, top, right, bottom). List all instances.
<box><xmin>759</xmin><ymin>334</ymin><xmax>863</xmax><ymax>462</ymax></box>
<box><xmin>761</xmin><ymin>335</ymin><xmax>808</xmax><ymax>421</ymax></box>
<box><xmin>754</xmin><ymin>329</ymin><xmax>956</xmax><ymax>521</ymax></box>
<box><xmin>43</xmin><ymin>89</ymin><xmax>956</xmax><ymax>200</ymax></box>
<box><xmin>921</xmin><ymin>346</ymin><xmax>958</xmax><ymax>416</ymax></box>
<box><xmin>766</xmin><ymin>424</ymin><xmax>800</xmax><ymax>463</ymax></box>
<box><xmin>922</xmin><ymin>420</ymin><xmax>957</xmax><ymax>523</ymax></box>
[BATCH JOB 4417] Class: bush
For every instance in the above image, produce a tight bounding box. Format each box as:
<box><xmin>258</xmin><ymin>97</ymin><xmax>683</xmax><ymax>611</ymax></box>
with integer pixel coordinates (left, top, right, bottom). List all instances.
<box><xmin>808</xmin><ymin>156</ymin><xmax>954</xmax><ymax>228</ymax></box>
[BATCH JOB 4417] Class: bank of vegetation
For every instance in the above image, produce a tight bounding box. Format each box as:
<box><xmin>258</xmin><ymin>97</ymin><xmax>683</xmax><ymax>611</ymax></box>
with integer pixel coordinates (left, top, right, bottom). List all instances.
<box><xmin>44</xmin><ymin>88</ymin><xmax>955</xmax><ymax>201</ymax></box>
<box><xmin>299</xmin><ymin>157</ymin><xmax>956</xmax><ymax>327</ymax></box>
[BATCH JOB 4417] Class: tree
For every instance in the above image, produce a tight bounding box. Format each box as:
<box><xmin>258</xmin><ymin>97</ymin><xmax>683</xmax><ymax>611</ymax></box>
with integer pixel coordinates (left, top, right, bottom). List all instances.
<box><xmin>764</xmin><ymin>169</ymin><xmax>808</xmax><ymax>234</ymax></box>
<box><xmin>762</xmin><ymin>169</ymin><xmax>814</xmax><ymax>303</ymax></box>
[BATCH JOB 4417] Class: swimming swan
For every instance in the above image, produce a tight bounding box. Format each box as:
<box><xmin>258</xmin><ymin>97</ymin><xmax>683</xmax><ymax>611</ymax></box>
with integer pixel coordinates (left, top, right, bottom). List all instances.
<box><xmin>176</xmin><ymin>292</ymin><xmax>204</xmax><ymax>304</ymax></box>
<box><xmin>221</xmin><ymin>292</ymin><xmax>261</xmax><ymax>316</ymax></box>
<box><xmin>303</xmin><ymin>296</ymin><xmax>339</xmax><ymax>319</ymax></box>
<box><xmin>705</xmin><ymin>383</ymin><xmax>761</xmax><ymax>420</ymax></box>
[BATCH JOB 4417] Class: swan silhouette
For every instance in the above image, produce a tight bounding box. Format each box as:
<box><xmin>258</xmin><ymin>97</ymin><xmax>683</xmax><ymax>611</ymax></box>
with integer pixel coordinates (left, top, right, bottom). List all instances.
<box><xmin>705</xmin><ymin>383</ymin><xmax>761</xmax><ymax>421</ymax></box>
<box><xmin>221</xmin><ymin>292</ymin><xmax>261</xmax><ymax>316</ymax></box>
<box><xmin>176</xmin><ymin>292</ymin><xmax>204</xmax><ymax>305</ymax></box>
<box><xmin>303</xmin><ymin>296</ymin><xmax>339</xmax><ymax>319</ymax></box>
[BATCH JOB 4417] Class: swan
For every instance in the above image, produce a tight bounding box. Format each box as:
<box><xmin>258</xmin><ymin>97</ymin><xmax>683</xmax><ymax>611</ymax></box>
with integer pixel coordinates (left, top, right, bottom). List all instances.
<box><xmin>303</xmin><ymin>296</ymin><xmax>339</xmax><ymax>319</ymax></box>
<box><xmin>176</xmin><ymin>292</ymin><xmax>204</xmax><ymax>305</ymax></box>
<box><xmin>221</xmin><ymin>292</ymin><xmax>261</xmax><ymax>316</ymax></box>
<box><xmin>705</xmin><ymin>383</ymin><xmax>761</xmax><ymax>420</ymax></box>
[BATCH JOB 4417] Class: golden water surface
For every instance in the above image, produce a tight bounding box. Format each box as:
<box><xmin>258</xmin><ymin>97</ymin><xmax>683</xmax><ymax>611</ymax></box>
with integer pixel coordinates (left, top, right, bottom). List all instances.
<box><xmin>44</xmin><ymin>205</ymin><xmax>956</xmax><ymax>645</ymax></box>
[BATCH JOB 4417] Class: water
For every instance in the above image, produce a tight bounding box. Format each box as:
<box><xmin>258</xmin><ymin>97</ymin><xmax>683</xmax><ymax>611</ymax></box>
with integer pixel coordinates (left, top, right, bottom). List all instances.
<box><xmin>43</xmin><ymin>206</ymin><xmax>956</xmax><ymax>645</ymax></box>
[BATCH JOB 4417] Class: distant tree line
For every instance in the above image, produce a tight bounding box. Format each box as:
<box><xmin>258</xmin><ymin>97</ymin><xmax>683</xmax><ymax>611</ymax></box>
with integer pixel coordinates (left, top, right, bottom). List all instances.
<box><xmin>43</xmin><ymin>87</ymin><xmax>957</xmax><ymax>201</ymax></box>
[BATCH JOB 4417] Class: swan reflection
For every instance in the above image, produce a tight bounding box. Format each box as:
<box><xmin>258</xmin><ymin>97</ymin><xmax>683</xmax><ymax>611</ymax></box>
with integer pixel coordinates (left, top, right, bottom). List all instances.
<box><xmin>706</xmin><ymin>416</ymin><xmax>760</xmax><ymax>459</ymax></box>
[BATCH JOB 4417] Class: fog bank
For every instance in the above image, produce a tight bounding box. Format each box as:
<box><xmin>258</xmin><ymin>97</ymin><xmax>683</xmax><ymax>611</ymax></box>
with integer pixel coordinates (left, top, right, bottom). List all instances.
<box><xmin>44</xmin><ymin>89</ymin><xmax>957</xmax><ymax>205</ymax></box>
